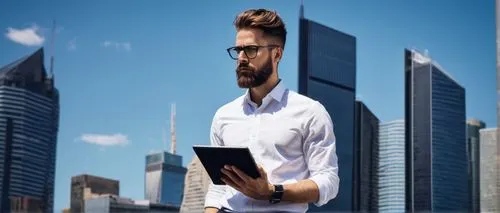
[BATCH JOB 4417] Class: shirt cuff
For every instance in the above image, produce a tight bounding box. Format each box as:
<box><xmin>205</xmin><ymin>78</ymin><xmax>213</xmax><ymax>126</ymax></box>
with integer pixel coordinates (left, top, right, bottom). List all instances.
<box><xmin>204</xmin><ymin>184</ymin><xmax>226</xmax><ymax>209</ymax></box>
<box><xmin>308</xmin><ymin>172</ymin><xmax>339</xmax><ymax>207</ymax></box>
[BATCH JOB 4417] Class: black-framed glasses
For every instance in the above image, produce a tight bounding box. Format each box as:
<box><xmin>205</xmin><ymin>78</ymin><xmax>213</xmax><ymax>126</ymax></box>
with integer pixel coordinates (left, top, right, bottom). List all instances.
<box><xmin>226</xmin><ymin>45</ymin><xmax>280</xmax><ymax>60</ymax></box>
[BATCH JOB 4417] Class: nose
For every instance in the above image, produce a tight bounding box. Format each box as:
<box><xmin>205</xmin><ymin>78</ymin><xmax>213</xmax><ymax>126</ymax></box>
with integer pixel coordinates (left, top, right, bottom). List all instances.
<box><xmin>238</xmin><ymin>51</ymin><xmax>248</xmax><ymax>63</ymax></box>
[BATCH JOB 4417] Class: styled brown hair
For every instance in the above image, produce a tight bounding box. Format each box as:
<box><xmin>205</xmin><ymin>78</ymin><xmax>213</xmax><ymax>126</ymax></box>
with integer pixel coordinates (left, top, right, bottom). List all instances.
<box><xmin>233</xmin><ymin>8</ymin><xmax>287</xmax><ymax>49</ymax></box>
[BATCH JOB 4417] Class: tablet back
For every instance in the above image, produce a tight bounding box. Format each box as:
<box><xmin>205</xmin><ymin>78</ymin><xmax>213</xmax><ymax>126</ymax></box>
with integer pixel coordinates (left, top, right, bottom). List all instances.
<box><xmin>193</xmin><ymin>145</ymin><xmax>260</xmax><ymax>185</ymax></box>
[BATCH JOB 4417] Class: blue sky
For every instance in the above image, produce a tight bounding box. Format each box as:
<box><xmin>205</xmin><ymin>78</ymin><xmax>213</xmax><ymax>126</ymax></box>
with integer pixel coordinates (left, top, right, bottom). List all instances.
<box><xmin>0</xmin><ymin>0</ymin><xmax>496</xmax><ymax>211</ymax></box>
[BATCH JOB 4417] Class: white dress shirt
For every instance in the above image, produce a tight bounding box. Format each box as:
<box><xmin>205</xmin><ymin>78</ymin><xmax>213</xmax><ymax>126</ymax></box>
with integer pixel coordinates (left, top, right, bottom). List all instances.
<box><xmin>204</xmin><ymin>80</ymin><xmax>339</xmax><ymax>213</ymax></box>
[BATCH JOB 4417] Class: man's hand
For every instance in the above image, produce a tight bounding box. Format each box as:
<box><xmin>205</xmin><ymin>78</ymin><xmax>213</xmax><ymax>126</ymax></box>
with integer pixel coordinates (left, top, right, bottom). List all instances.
<box><xmin>204</xmin><ymin>207</ymin><xmax>219</xmax><ymax>213</ymax></box>
<box><xmin>220</xmin><ymin>164</ymin><xmax>274</xmax><ymax>201</ymax></box>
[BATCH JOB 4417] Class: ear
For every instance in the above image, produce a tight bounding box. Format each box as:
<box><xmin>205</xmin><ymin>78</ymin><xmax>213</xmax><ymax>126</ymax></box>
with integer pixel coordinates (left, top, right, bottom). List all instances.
<box><xmin>274</xmin><ymin>47</ymin><xmax>283</xmax><ymax>62</ymax></box>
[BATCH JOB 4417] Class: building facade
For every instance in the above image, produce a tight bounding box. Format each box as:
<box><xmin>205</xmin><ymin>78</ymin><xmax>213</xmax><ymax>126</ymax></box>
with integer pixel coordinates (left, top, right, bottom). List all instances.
<box><xmin>298</xmin><ymin>5</ymin><xmax>356</xmax><ymax>212</ymax></box>
<box><xmin>179</xmin><ymin>155</ymin><xmax>211</xmax><ymax>213</ymax></box>
<box><xmin>404</xmin><ymin>48</ymin><xmax>468</xmax><ymax>212</ymax></box>
<box><xmin>353</xmin><ymin>100</ymin><xmax>379</xmax><ymax>212</ymax></box>
<box><xmin>479</xmin><ymin>128</ymin><xmax>499</xmax><ymax>212</ymax></box>
<box><xmin>378</xmin><ymin>120</ymin><xmax>405</xmax><ymax>213</ymax></box>
<box><xmin>145</xmin><ymin>151</ymin><xmax>187</xmax><ymax>207</ymax></box>
<box><xmin>70</xmin><ymin>174</ymin><xmax>120</xmax><ymax>213</ymax></box>
<box><xmin>84</xmin><ymin>194</ymin><xmax>179</xmax><ymax>213</ymax></box>
<box><xmin>0</xmin><ymin>48</ymin><xmax>60</xmax><ymax>213</ymax></box>
<box><xmin>467</xmin><ymin>119</ymin><xmax>485</xmax><ymax>213</ymax></box>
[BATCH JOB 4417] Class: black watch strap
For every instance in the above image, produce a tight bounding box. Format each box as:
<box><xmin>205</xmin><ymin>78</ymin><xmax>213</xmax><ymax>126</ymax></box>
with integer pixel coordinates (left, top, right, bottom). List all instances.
<box><xmin>269</xmin><ymin>184</ymin><xmax>284</xmax><ymax>204</ymax></box>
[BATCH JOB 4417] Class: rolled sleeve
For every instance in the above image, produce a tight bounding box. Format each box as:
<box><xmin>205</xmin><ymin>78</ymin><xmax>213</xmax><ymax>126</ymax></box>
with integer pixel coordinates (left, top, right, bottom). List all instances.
<box><xmin>303</xmin><ymin>101</ymin><xmax>340</xmax><ymax>207</ymax></box>
<box><xmin>203</xmin><ymin>113</ymin><xmax>227</xmax><ymax>209</ymax></box>
<box><xmin>204</xmin><ymin>183</ymin><xmax>227</xmax><ymax>209</ymax></box>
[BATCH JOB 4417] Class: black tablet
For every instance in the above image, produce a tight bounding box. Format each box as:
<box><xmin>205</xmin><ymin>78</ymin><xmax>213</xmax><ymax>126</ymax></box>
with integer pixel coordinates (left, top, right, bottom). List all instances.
<box><xmin>193</xmin><ymin>145</ymin><xmax>260</xmax><ymax>185</ymax></box>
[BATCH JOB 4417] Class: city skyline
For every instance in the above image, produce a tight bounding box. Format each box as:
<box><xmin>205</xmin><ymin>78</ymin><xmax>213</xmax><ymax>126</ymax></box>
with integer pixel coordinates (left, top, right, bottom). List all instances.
<box><xmin>0</xmin><ymin>0</ymin><xmax>496</xmax><ymax>211</ymax></box>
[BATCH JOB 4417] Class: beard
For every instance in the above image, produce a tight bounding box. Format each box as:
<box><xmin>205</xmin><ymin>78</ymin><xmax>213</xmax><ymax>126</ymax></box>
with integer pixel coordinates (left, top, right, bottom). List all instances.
<box><xmin>236</xmin><ymin>56</ymin><xmax>273</xmax><ymax>88</ymax></box>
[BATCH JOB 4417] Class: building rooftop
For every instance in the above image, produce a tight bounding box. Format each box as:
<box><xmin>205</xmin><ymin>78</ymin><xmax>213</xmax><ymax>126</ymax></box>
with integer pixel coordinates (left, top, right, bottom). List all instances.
<box><xmin>408</xmin><ymin>48</ymin><xmax>464</xmax><ymax>89</ymax></box>
<box><xmin>0</xmin><ymin>47</ymin><xmax>57</xmax><ymax>98</ymax></box>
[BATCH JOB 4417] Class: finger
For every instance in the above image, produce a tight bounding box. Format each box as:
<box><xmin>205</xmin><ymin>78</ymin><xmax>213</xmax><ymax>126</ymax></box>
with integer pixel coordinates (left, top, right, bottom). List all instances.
<box><xmin>231</xmin><ymin>166</ymin><xmax>251</xmax><ymax>182</ymax></box>
<box><xmin>221</xmin><ymin>168</ymin><xmax>245</xmax><ymax>189</ymax></box>
<box><xmin>221</xmin><ymin>175</ymin><xmax>241</xmax><ymax>191</ymax></box>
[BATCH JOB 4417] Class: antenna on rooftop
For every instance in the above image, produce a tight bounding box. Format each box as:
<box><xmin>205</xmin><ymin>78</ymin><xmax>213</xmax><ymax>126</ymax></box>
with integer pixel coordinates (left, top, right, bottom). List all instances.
<box><xmin>49</xmin><ymin>20</ymin><xmax>56</xmax><ymax>78</ymax></box>
<box><xmin>170</xmin><ymin>103</ymin><xmax>176</xmax><ymax>155</ymax></box>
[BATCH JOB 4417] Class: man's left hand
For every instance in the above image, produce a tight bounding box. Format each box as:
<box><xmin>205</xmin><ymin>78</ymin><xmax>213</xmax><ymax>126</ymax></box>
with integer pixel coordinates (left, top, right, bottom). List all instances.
<box><xmin>220</xmin><ymin>164</ymin><xmax>274</xmax><ymax>201</ymax></box>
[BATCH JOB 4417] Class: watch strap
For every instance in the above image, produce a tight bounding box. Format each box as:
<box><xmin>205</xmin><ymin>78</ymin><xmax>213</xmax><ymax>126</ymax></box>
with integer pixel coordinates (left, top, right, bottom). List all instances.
<box><xmin>269</xmin><ymin>184</ymin><xmax>284</xmax><ymax>204</ymax></box>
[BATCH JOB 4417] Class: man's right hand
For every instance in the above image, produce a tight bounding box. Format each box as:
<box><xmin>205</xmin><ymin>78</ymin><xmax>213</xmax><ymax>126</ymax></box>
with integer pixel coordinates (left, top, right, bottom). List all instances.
<box><xmin>204</xmin><ymin>207</ymin><xmax>219</xmax><ymax>213</ymax></box>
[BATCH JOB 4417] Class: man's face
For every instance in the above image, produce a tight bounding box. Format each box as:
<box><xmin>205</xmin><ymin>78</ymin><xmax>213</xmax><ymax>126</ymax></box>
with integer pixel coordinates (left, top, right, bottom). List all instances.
<box><xmin>233</xmin><ymin>28</ymin><xmax>276</xmax><ymax>88</ymax></box>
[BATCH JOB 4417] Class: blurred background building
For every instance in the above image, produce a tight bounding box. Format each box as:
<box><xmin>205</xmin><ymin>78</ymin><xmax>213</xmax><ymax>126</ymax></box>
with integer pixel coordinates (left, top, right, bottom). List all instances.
<box><xmin>179</xmin><ymin>155</ymin><xmax>211</xmax><ymax>212</ymax></box>
<box><xmin>69</xmin><ymin>174</ymin><xmax>119</xmax><ymax>213</ymax></box>
<box><xmin>467</xmin><ymin>119</ymin><xmax>486</xmax><ymax>213</ymax></box>
<box><xmin>479</xmin><ymin>127</ymin><xmax>499</xmax><ymax>212</ymax></box>
<box><xmin>145</xmin><ymin>103</ymin><xmax>187</xmax><ymax>208</ymax></box>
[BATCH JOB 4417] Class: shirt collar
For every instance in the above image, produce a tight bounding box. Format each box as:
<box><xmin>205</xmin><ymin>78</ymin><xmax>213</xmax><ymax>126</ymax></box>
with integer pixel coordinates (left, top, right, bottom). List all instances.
<box><xmin>243</xmin><ymin>79</ymin><xmax>287</xmax><ymax>106</ymax></box>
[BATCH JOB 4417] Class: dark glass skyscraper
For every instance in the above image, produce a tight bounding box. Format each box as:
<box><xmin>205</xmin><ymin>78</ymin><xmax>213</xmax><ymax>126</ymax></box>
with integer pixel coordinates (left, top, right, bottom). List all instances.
<box><xmin>354</xmin><ymin>101</ymin><xmax>379</xmax><ymax>212</ymax></box>
<box><xmin>298</xmin><ymin>5</ymin><xmax>356</xmax><ymax>212</ymax></box>
<box><xmin>0</xmin><ymin>48</ymin><xmax>60</xmax><ymax>213</ymax></box>
<box><xmin>145</xmin><ymin>151</ymin><xmax>187</xmax><ymax>207</ymax></box>
<box><xmin>404</xmin><ymin>48</ymin><xmax>468</xmax><ymax>212</ymax></box>
<box><xmin>466</xmin><ymin>119</ymin><xmax>485</xmax><ymax>213</ymax></box>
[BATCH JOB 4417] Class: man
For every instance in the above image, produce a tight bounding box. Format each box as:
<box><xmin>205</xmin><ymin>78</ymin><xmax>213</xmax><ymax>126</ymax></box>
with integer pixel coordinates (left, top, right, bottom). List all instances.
<box><xmin>204</xmin><ymin>8</ymin><xmax>339</xmax><ymax>213</ymax></box>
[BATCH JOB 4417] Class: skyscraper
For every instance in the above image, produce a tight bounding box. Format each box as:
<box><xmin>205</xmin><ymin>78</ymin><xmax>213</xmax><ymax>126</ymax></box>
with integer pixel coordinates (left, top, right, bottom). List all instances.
<box><xmin>378</xmin><ymin>120</ymin><xmax>405</xmax><ymax>213</ymax></box>
<box><xmin>298</xmin><ymin>3</ymin><xmax>356</xmax><ymax>211</ymax></box>
<box><xmin>479</xmin><ymin>128</ymin><xmax>499</xmax><ymax>212</ymax></box>
<box><xmin>353</xmin><ymin>100</ymin><xmax>379</xmax><ymax>212</ymax></box>
<box><xmin>145</xmin><ymin>151</ymin><xmax>187</xmax><ymax>207</ymax></box>
<box><xmin>466</xmin><ymin>119</ymin><xmax>485</xmax><ymax>213</ymax></box>
<box><xmin>404</xmin><ymin>48</ymin><xmax>468</xmax><ymax>212</ymax></box>
<box><xmin>179</xmin><ymin>155</ymin><xmax>211</xmax><ymax>213</ymax></box>
<box><xmin>0</xmin><ymin>48</ymin><xmax>60</xmax><ymax>213</ymax></box>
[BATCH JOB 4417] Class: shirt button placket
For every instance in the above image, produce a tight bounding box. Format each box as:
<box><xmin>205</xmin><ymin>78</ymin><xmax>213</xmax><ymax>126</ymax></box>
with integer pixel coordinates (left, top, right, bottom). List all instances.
<box><xmin>249</xmin><ymin>110</ymin><xmax>257</xmax><ymax>143</ymax></box>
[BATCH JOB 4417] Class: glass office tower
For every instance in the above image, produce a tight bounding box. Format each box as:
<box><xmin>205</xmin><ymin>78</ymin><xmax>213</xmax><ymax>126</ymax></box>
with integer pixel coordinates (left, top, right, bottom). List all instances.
<box><xmin>298</xmin><ymin>4</ymin><xmax>356</xmax><ymax>211</ymax></box>
<box><xmin>0</xmin><ymin>48</ymin><xmax>60</xmax><ymax>213</ymax></box>
<box><xmin>145</xmin><ymin>151</ymin><xmax>187</xmax><ymax>207</ymax></box>
<box><xmin>404</xmin><ymin>48</ymin><xmax>468</xmax><ymax>212</ymax></box>
<box><xmin>354</xmin><ymin>101</ymin><xmax>379</xmax><ymax>212</ymax></box>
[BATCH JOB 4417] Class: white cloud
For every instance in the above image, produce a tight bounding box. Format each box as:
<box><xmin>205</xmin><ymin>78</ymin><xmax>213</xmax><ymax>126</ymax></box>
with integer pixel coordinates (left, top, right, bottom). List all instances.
<box><xmin>68</xmin><ymin>37</ymin><xmax>77</xmax><ymax>51</ymax></box>
<box><xmin>5</xmin><ymin>24</ymin><xmax>45</xmax><ymax>46</ymax></box>
<box><xmin>79</xmin><ymin>133</ymin><xmax>129</xmax><ymax>147</ymax></box>
<box><xmin>101</xmin><ymin>40</ymin><xmax>131</xmax><ymax>52</ymax></box>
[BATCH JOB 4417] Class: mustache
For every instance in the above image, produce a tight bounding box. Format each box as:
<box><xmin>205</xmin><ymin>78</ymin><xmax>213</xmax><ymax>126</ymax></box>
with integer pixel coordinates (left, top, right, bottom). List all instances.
<box><xmin>236</xmin><ymin>64</ymin><xmax>254</xmax><ymax>73</ymax></box>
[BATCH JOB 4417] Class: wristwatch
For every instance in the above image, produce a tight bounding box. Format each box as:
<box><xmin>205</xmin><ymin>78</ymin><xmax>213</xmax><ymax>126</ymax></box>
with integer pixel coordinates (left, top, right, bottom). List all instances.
<box><xmin>269</xmin><ymin>184</ymin><xmax>284</xmax><ymax>204</ymax></box>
